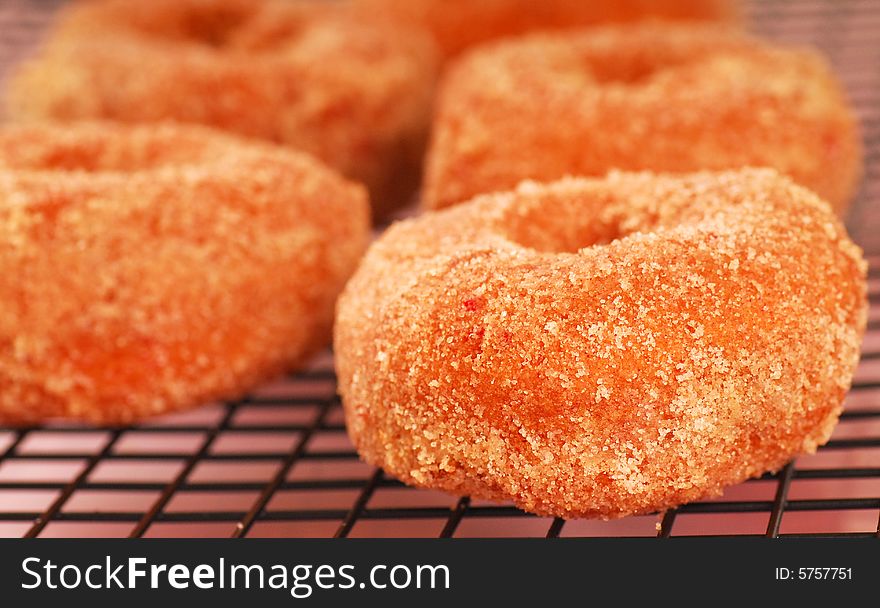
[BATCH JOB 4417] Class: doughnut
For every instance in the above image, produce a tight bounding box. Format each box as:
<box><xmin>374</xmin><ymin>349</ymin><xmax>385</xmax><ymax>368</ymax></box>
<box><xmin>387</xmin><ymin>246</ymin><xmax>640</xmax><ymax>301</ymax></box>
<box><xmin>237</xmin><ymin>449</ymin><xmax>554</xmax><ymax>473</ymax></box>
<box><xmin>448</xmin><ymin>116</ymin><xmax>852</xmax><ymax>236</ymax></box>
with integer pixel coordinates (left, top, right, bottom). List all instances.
<box><xmin>336</xmin><ymin>169</ymin><xmax>867</xmax><ymax>519</ymax></box>
<box><xmin>0</xmin><ymin>122</ymin><xmax>369</xmax><ymax>425</ymax></box>
<box><xmin>356</xmin><ymin>0</ymin><xmax>739</xmax><ymax>61</ymax></box>
<box><xmin>423</xmin><ymin>23</ymin><xmax>862</xmax><ymax>215</ymax></box>
<box><xmin>6</xmin><ymin>0</ymin><xmax>437</xmax><ymax>218</ymax></box>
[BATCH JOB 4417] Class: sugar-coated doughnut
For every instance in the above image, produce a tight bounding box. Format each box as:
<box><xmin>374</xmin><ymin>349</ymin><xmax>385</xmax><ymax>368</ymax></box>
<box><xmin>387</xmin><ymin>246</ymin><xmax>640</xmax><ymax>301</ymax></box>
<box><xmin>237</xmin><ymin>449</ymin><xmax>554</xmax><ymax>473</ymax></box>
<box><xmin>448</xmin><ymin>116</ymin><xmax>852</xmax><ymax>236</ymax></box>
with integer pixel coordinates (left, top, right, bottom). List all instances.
<box><xmin>356</xmin><ymin>0</ymin><xmax>738</xmax><ymax>61</ymax></box>
<box><xmin>424</xmin><ymin>23</ymin><xmax>862</xmax><ymax>215</ymax></box>
<box><xmin>336</xmin><ymin>169</ymin><xmax>866</xmax><ymax>519</ymax></box>
<box><xmin>0</xmin><ymin>122</ymin><xmax>369</xmax><ymax>425</ymax></box>
<box><xmin>7</xmin><ymin>0</ymin><xmax>436</xmax><ymax>217</ymax></box>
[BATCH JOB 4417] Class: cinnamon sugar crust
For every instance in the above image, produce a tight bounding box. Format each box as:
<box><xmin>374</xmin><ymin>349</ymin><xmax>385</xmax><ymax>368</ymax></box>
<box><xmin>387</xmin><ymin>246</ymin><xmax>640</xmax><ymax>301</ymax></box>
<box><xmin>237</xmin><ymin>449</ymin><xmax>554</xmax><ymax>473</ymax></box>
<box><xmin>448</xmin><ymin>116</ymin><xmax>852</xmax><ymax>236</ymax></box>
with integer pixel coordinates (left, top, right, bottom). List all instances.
<box><xmin>0</xmin><ymin>122</ymin><xmax>370</xmax><ymax>425</ymax></box>
<box><xmin>336</xmin><ymin>169</ymin><xmax>867</xmax><ymax>518</ymax></box>
<box><xmin>8</xmin><ymin>0</ymin><xmax>437</xmax><ymax>217</ymax></box>
<box><xmin>356</xmin><ymin>0</ymin><xmax>739</xmax><ymax>61</ymax></box>
<box><xmin>424</xmin><ymin>23</ymin><xmax>862</xmax><ymax>215</ymax></box>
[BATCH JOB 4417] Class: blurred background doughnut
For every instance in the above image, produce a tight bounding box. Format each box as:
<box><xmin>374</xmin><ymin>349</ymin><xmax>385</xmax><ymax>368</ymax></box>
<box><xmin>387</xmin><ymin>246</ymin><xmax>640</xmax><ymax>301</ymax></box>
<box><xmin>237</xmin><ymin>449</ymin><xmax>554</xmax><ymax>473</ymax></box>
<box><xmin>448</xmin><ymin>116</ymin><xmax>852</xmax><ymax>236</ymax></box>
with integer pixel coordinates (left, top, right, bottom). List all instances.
<box><xmin>6</xmin><ymin>0</ymin><xmax>437</xmax><ymax>218</ymax></box>
<box><xmin>356</xmin><ymin>0</ymin><xmax>740</xmax><ymax>62</ymax></box>
<box><xmin>0</xmin><ymin>122</ymin><xmax>369</xmax><ymax>425</ymax></box>
<box><xmin>424</xmin><ymin>23</ymin><xmax>862</xmax><ymax>215</ymax></box>
<box><xmin>336</xmin><ymin>169</ymin><xmax>867</xmax><ymax>519</ymax></box>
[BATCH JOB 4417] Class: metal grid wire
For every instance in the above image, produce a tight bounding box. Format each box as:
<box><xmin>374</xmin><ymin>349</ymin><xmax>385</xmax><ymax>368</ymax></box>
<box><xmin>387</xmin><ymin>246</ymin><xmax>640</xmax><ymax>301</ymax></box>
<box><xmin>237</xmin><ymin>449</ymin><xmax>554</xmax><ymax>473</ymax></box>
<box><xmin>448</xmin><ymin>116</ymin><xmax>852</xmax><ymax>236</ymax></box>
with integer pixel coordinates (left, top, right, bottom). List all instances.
<box><xmin>1</xmin><ymin>0</ymin><xmax>880</xmax><ymax>539</ymax></box>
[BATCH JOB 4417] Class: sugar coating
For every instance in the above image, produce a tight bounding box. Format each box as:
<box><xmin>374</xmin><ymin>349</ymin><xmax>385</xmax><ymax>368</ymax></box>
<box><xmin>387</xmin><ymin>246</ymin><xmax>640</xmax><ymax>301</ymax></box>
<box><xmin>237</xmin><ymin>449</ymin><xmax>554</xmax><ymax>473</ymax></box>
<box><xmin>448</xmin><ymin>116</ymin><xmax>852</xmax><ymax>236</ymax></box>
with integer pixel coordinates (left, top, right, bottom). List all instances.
<box><xmin>7</xmin><ymin>0</ymin><xmax>437</xmax><ymax>217</ymax></box>
<box><xmin>0</xmin><ymin>122</ymin><xmax>370</xmax><ymax>425</ymax></box>
<box><xmin>423</xmin><ymin>23</ymin><xmax>862</xmax><ymax>215</ymax></box>
<box><xmin>335</xmin><ymin>169</ymin><xmax>867</xmax><ymax>519</ymax></box>
<box><xmin>355</xmin><ymin>0</ymin><xmax>738</xmax><ymax>62</ymax></box>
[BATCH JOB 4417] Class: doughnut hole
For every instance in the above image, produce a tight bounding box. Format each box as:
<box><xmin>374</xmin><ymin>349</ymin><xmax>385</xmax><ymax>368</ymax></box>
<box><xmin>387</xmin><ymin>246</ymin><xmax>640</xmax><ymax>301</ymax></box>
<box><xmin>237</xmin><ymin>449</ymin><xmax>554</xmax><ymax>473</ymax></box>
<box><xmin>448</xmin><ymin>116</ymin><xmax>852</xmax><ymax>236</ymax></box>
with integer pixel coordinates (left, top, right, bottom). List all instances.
<box><xmin>495</xmin><ymin>186</ymin><xmax>656</xmax><ymax>253</ymax></box>
<box><xmin>160</xmin><ymin>6</ymin><xmax>256</xmax><ymax>47</ymax></box>
<box><xmin>546</xmin><ymin>27</ymin><xmax>738</xmax><ymax>87</ymax></box>
<box><xmin>496</xmin><ymin>186</ymin><xmax>764</xmax><ymax>256</ymax></box>
<box><xmin>493</xmin><ymin>176</ymin><xmax>743</xmax><ymax>255</ymax></box>
<box><xmin>0</xmin><ymin>125</ymin><xmax>233</xmax><ymax>173</ymax></box>
<box><xmin>226</xmin><ymin>4</ymin><xmax>316</xmax><ymax>52</ymax></box>
<box><xmin>68</xmin><ymin>0</ymin><xmax>313</xmax><ymax>53</ymax></box>
<box><xmin>95</xmin><ymin>0</ymin><xmax>261</xmax><ymax>48</ymax></box>
<box><xmin>581</xmin><ymin>45</ymin><xmax>679</xmax><ymax>85</ymax></box>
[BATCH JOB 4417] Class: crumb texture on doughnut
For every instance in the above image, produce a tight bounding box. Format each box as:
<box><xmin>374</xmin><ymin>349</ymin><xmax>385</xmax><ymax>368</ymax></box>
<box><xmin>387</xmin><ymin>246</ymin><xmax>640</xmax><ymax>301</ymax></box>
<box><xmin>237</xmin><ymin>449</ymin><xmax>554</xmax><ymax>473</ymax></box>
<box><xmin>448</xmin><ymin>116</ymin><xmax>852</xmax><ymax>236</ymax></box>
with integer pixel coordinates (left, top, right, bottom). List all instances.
<box><xmin>0</xmin><ymin>122</ymin><xmax>370</xmax><ymax>425</ymax></box>
<box><xmin>424</xmin><ymin>23</ymin><xmax>862</xmax><ymax>215</ymax></box>
<box><xmin>336</xmin><ymin>169</ymin><xmax>867</xmax><ymax>519</ymax></box>
<box><xmin>356</xmin><ymin>0</ymin><xmax>739</xmax><ymax>60</ymax></box>
<box><xmin>7</xmin><ymin>0</ymin><xmax>437</xmax><ymax>217</ymax></box>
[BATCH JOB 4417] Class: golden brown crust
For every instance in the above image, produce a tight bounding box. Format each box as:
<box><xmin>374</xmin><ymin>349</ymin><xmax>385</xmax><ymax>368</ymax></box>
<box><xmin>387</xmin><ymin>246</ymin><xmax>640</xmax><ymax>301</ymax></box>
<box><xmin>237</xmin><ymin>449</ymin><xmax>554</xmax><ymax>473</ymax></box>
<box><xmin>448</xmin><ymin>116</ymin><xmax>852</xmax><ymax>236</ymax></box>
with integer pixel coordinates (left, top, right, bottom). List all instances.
<box><xmin>0</xmin><ymin>122</ymin><xmax>370</xmax><ymax>425</ymax></box>
<box><xmin>336</xmin><ymin>169</ymin><xmax>867</xmax><ymax>519</ymax></box>
<box><xmin>356</xmin><ymin>0</ymin><xmax>739</xmax><ymax>61</ymax></box>
<box><xmin>424</xmin><ymin>23</ymin><xmax>862</xmax><ymax>215</ymax></box>
<box><xmin>7</xmin><ymin>0</ymin><xmax>437</xmax><ymax>217</ymax></box>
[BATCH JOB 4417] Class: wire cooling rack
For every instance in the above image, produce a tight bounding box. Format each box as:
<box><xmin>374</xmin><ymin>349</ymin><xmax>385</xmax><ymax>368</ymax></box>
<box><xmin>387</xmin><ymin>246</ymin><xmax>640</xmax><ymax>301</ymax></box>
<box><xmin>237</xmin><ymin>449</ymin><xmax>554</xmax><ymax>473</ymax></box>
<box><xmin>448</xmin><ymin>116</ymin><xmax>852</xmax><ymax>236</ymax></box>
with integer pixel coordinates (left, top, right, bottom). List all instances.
<box><xmin>1</xmin><ymin>0</ymin><xmax>879</xmax><ymax>539</ymax></box>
